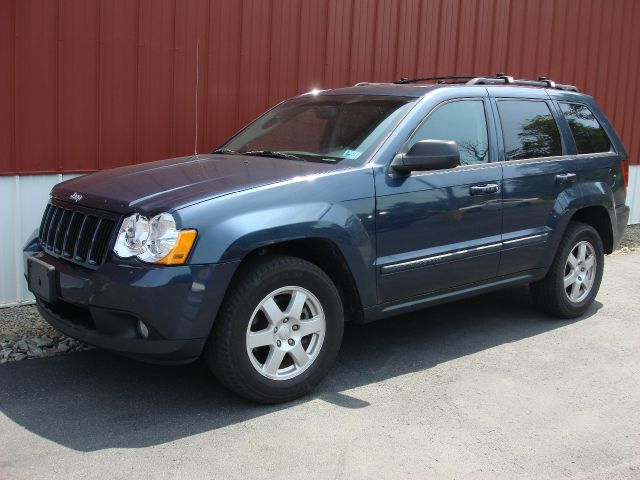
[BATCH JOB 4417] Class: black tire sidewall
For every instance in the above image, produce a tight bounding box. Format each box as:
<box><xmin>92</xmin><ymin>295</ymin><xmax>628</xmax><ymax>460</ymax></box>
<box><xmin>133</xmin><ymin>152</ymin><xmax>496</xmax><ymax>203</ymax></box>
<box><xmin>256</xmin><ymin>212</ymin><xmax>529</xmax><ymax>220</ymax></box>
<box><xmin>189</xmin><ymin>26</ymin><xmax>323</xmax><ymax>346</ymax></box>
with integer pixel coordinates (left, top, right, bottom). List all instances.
<box><xmin>219</xmin><ymin>258</ymin><xmax>343</xmax><ymax>401</ymax></box>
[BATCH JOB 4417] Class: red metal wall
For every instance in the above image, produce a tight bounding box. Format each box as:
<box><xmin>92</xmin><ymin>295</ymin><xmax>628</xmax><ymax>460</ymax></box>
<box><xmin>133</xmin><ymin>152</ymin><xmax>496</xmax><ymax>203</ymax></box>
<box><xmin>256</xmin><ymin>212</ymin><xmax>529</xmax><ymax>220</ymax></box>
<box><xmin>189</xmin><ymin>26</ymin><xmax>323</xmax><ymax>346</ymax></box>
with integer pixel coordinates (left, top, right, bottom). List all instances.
<box><xmin>2</xmin><ymin>0</ymin><xmax>639</xmax><ymax>175</ymax></box>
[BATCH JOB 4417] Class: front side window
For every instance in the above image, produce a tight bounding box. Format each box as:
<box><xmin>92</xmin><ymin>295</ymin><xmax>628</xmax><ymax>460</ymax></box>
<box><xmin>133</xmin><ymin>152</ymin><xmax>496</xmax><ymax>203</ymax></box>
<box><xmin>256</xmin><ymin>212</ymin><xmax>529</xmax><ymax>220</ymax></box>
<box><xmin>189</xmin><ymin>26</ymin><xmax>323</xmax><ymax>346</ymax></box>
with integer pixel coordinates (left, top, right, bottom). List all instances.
<box><xmin>408</xmin><ymin>100</ymin><xmax>489</xmax><ymax>165</ymax></box>
<box><xmin>559</xmin><ymin>102</ymin><xmax>610</xmax><ymax>154</ymax></box>
<box><xmin>222</xmin><ymin>94</ymin><xmax>415</xmax><ymax>165</ymax></box>
<box><xmin>497</xmin><ymin>100</ymin><xmax>562</xmax><ymax>160</ymax></box>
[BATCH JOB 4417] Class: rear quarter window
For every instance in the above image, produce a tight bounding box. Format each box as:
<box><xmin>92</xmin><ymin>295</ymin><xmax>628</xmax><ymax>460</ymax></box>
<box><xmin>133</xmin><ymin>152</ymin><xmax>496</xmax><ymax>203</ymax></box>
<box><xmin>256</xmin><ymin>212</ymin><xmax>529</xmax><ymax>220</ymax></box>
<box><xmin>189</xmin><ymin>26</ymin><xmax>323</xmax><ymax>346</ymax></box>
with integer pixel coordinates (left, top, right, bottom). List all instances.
<box><xmin>497</xmin><ymin>100</ymin><xmax>563</xmax><ymax>160</ymax></box>
<box><xmin>559</xmin><ymin>102</ymin><xmax>611</xmax><ymax>154</ymax></box>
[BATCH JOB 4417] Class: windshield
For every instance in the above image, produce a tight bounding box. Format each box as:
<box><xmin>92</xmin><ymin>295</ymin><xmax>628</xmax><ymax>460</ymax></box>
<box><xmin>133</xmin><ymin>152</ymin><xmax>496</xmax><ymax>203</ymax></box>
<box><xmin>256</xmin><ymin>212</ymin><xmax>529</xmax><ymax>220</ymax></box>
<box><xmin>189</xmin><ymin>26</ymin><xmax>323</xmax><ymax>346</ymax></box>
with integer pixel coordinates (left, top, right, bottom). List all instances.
<box><xmin>219</xmin><ymin>94</ymin><xmax>415</xmax><ymax>165</ymax></box>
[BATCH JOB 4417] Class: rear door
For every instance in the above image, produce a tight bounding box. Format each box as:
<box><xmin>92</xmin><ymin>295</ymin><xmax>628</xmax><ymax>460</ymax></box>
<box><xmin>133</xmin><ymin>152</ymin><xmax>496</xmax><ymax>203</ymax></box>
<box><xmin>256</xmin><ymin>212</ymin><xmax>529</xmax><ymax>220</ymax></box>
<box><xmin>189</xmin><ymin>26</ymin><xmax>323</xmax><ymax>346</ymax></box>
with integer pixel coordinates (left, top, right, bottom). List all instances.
<box><xmin>375</xmin><ymin>90</ymin><xmax>503</xmax><ymax>303</ymax></box>
<box><xmin>489</xmin><ymin>88</ymin><xmax>578</xmax><ymax>275</ymax></box>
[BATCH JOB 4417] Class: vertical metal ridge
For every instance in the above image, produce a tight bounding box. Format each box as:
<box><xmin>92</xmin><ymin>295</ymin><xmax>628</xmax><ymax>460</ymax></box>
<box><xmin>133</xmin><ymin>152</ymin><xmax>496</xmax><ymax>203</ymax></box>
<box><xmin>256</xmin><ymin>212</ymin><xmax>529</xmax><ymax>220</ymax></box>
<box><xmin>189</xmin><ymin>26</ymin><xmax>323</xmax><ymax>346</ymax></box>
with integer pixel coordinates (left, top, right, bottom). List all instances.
<box><xmin>95</xmin><ymin>0</ymin><xmax>103</xmax><ymax>171</ymax></box>
<box><xmin>199</xmin><ymin>0</ymin><xmax>211</xmax><ymax>152</ymax></box>
<box><xmin>234</xmin><ymin>0</ymin><xmax>245</xmax><ymax>127</ymax></box>
<box><xmin>613</xmin><ymin>0</ymin><xmax>632</xmax><ymax>136</ymax></box>
<box><xmin>55</xmin><ymin>0</ymin><xmax>62</xmax><ymax>172</ymax></box>
<box><xmin>9</xmin><ymin>0</ymin><xmax>17</xmax><ymax>174</ymax></box>
<box><xmin>133</xmin><ymin>0</ymin><xmax>142</xmax><ymax>165</ymax></box>
<box><xmin>169</xmin><ymin>0</ymin><xmax>177</xmax><ymax>156</ymax></box>
<box><xmin>11</xmin><ymin>0</ymin><xmax>18</xmax><ymax>174</ymax></box>
<box><xmin>411</xmin><ymin>0</ymin><xmax>422</xmax><ymax>78</ymax></box>
<box><xmin>264</xmin><ymin>0</ymin><xmax>273</xmax><ymax>108</ymax></box>
<box><xmin>391</xmin><ymin>0</ymin><xmax>401</xmax><ymax>79</ymax></box>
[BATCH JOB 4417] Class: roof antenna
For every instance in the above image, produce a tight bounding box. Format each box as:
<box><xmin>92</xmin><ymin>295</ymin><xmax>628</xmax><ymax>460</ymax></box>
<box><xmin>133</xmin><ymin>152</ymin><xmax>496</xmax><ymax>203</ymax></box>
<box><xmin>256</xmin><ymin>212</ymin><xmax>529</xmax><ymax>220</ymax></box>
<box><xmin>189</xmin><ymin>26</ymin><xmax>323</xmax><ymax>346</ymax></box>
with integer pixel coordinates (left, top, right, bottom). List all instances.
<box><xmin>194</xmin><ymin>40</ymin><xmax>200</xmax><ymax>157</ymax></box>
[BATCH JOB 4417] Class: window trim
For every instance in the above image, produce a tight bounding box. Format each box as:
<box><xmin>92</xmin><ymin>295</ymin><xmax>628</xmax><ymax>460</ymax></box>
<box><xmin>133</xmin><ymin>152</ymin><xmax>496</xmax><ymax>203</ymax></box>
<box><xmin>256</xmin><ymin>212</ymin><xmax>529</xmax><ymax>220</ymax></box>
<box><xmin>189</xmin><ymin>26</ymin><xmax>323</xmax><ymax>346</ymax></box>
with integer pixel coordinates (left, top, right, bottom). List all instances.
<box><xmin>557</xmin><ymin>101</ymin><xmax>615</xmax><ymax>156</ymax></box>
<box><xmin>399</xmin><ymin>97</ymin><xmax>494</xmax><ymax>165</ymax></box>
<box><xmin>495</xmin><ymin>98</ymin><xmax>566</xmax><ymax>162</ymax></box>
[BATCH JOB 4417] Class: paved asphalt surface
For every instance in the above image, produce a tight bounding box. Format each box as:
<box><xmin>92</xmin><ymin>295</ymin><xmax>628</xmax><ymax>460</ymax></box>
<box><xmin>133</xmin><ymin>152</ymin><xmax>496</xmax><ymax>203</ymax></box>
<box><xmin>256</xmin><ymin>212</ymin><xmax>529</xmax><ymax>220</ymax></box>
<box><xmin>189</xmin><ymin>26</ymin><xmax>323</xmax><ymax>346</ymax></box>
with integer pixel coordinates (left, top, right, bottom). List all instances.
<box><xmin>1</xmin><ymin>254</ymin><xmax>639</xmax><ymax>480</ymax></box>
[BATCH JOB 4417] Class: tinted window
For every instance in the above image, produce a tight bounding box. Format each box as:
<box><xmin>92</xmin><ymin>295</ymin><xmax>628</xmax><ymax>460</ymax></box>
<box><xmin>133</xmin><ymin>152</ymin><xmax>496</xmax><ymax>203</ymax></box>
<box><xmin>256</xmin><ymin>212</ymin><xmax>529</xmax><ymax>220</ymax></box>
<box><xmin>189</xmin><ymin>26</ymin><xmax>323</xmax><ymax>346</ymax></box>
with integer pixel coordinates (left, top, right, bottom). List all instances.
<box><xmin>223</xmin><ymin>94</ymin><xmax>414</xmax><ymax>165</ymax></box>
<box><xmin>559</xmin><ymin>102</ymin><xmax>610</xmax><ymax>154</ymax></box>
<box><xmin>409</xmin><ymin>100</ymin><xmax>489</xmax><ymax>165</ymax></box>
<box><xmin>498</xmin><ymin>100</ymin><xmax>562</xmax><ymax>160</ymax></box>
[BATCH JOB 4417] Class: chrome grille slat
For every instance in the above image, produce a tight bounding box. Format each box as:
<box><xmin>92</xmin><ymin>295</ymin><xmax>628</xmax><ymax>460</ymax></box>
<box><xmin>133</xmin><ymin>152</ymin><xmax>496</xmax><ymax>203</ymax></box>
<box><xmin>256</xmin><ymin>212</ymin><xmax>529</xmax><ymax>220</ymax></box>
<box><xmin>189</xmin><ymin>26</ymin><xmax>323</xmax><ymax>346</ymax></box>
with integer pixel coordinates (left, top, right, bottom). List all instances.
<box><xmin>39</xmin><ymin>204</ymin><xmax>52</xmax><ymax>239</ymax></box>
<box><xmin>62</xmin><ymin>212</ymin><xmax>82</xmax><ymax>258</ymax></box>
<box><xmin>46</xmin><ymin>208</ymin><xmax>61</xmax><ymax>248</ymax></box>
<box><xmin>86</xmin><ymin>218</ymin><xmax>103</xmax><ymax>265</ymax></box>
<box><xmin>40</xmin><ymin>204</ymin><xmax>55</xmax><ymax>243</ymax></box>
<box><xmin>73</xmin><ymin>215</ymin><xmax>89</xmax><ymax>260</ymax></box>
<box><xmin>53</xmin><ymin>210</ymin><xmax>72</xmax><ymax>253</ymax></box>
<box><xmin>75</xmin><ymin>216</ymin><xmax>98</xmax><ymax>262</ymax></box>
<box><xmin>37</xmin><ymin>201</ymin><xmax>119</xmax><ymax>270</ymax></box>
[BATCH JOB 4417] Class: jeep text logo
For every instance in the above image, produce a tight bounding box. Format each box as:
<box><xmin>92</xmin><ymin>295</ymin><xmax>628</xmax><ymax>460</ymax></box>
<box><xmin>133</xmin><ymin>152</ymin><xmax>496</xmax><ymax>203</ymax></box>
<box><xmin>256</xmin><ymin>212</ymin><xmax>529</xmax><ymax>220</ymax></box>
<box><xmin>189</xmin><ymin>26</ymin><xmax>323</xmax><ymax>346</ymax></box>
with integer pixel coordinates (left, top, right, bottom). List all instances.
<box><xmin>69</xmin><ymin>192</ymin><xmax>83</xmax><ymax>203</ymax></box>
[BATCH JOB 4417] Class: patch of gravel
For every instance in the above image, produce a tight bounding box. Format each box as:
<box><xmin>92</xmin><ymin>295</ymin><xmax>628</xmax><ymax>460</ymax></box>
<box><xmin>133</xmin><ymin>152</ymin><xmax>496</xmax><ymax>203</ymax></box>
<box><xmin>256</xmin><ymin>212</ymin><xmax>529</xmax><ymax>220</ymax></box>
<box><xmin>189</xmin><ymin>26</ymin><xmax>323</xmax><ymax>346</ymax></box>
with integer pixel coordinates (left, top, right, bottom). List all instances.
<box><xmin>1</xmin><ymin>224</ymin><xmax>639</xmax><ymax>364</ymax></box>
<box><xmin>612</xmin><ymin>223</ymin><xmax>640</xmax><ymax>255</ymax></box>
<box><xmin>0</xmin><ymin>304</ymin><xmax>91</xmax><ymax>363</ymax></box>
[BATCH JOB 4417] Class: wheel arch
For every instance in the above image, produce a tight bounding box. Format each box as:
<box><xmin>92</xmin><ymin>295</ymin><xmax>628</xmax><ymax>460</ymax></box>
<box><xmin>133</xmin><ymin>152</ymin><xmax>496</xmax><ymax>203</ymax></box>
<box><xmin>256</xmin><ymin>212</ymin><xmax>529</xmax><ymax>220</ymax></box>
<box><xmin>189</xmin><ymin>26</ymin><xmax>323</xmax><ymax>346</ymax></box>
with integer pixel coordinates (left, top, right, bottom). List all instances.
<box><xmin>224</xmin><ymin>237</ymin><xmax>366</xmax><ymax>324</ymax></box>
<box><xmin>570</xmin><ymin>205</ymin><xmax>614</xmax><ymax>254</ymax></box>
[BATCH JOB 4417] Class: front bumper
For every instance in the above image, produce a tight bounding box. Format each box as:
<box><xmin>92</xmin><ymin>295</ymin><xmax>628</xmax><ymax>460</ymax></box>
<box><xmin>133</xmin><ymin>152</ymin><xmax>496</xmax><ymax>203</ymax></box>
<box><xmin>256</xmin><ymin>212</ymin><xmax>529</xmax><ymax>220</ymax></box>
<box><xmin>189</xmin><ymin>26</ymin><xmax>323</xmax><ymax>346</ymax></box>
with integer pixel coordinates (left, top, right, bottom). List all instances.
<box><xmin>25</xmin><ymin>246</ymin><xmax>239</xmax><ymax>364</ymax></box>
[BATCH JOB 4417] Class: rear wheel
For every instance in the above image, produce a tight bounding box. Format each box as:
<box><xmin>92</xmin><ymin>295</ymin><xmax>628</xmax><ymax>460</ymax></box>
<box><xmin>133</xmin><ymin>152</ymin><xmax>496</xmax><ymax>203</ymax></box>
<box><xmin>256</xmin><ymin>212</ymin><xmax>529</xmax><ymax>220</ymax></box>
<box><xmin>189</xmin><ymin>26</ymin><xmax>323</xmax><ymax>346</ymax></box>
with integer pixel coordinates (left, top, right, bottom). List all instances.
<box><xmin>205</xmin><ymin>255</ymin><xmax>344</xmax><ymax>403</ymax></box>
<box><xmin>530</xmin><ymin>222</ymin><xmax>604</xmax><ymax>318</ymax></box>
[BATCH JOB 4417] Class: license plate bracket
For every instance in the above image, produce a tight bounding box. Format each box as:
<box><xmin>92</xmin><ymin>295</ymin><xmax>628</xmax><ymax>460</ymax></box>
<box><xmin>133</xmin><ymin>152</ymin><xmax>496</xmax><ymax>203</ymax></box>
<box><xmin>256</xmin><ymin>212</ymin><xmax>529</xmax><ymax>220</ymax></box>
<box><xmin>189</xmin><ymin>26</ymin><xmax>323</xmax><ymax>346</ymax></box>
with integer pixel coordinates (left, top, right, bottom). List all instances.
<box><xmin>27</xmin><ymin>256</ymin><xmax>57</xmax><ymax>303</ymax></box>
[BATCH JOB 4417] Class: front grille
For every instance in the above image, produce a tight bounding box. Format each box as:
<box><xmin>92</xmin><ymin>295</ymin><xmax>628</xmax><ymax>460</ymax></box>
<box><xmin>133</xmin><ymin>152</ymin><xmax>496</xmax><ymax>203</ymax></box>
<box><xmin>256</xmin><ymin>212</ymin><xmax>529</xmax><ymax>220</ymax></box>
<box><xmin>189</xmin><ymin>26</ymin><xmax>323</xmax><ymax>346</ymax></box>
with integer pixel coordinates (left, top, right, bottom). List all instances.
<box><xmin>38</xmin><ymin>201</ymin><xmax>119</xmax><ymax>268</ymax></box>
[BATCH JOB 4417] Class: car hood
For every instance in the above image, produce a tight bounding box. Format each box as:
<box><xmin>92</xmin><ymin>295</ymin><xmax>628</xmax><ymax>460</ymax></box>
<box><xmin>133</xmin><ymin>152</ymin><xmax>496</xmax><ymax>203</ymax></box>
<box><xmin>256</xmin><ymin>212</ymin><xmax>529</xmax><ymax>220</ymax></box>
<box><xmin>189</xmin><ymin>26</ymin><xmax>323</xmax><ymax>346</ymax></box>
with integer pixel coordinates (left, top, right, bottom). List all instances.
<box><xmin>51</xmin><ymin>154</ymin><xmax>342</xmax><ymax>214</ymax></box>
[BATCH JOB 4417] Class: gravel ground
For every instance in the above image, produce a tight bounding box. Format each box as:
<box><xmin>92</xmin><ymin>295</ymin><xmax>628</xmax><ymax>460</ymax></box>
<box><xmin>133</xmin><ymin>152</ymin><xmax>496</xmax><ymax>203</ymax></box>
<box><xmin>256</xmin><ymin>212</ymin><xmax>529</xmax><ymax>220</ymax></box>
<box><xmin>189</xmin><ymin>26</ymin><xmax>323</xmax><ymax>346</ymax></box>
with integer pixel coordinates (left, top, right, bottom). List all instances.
<box><xmin>0</xmin><ymin>305</ymin><xmax>90</xmax><ymax>363</ymax></box>
<box><xmin>2</xmin><ymin>223</ymin><xmax>640</xmax><ymax>364</ymax></box>
<box><xmin>613</xmin><ymin>223</ymin><xmax>640</xmax><ymax>254</ymax></box>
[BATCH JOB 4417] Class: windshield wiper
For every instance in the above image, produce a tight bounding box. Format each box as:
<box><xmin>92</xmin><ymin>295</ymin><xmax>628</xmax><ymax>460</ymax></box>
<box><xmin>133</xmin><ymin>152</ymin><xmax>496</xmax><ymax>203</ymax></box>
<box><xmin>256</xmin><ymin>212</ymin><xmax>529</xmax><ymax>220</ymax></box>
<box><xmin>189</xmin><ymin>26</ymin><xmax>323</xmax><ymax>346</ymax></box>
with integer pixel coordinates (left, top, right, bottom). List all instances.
<box><xmin>212</xmin><ymin>148</ymin><xmax>241</xmax><ymax>155</ymax></box>
<box><xmin>243</xmin><ymin>150</ymin><xmax>303</xmax><ymax>160</ymax></box>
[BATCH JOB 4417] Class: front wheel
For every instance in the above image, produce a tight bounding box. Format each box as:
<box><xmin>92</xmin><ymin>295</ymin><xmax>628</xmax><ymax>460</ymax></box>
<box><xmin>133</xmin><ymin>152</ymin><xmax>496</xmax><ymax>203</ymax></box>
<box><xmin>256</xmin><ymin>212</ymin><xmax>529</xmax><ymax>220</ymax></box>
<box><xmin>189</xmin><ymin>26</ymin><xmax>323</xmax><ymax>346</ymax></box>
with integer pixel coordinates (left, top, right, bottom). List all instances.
<box><xmin>530</xmin><ymin>222</ymin><xmax>604</xmax><ymax>318</ymax></box>
<box><xmin>205</xmin><ymin>255</ymin><xmax>344</xmax><ymax>403</ymax></box>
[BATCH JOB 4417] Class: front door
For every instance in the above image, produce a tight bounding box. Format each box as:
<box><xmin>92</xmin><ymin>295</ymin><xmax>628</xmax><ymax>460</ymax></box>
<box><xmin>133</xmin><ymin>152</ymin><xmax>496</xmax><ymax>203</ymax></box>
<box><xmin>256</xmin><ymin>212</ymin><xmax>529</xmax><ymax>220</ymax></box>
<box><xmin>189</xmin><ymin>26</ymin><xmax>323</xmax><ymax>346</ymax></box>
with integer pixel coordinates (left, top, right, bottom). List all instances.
<box><xmin>375</xmin><ymin>95</ymin><xmax>503</xmax><ymax>303</ymax></box>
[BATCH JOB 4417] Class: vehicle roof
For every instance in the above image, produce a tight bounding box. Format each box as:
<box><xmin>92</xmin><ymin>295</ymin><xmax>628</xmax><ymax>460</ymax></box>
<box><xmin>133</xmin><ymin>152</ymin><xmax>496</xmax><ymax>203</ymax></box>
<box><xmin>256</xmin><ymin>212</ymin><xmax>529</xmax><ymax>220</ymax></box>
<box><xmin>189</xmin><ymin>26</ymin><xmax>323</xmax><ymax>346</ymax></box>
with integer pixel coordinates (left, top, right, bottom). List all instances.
<box><xmin>317</xmin><ymin>82</ymin><xmax>591</xmax><ymax>100</ymax></box>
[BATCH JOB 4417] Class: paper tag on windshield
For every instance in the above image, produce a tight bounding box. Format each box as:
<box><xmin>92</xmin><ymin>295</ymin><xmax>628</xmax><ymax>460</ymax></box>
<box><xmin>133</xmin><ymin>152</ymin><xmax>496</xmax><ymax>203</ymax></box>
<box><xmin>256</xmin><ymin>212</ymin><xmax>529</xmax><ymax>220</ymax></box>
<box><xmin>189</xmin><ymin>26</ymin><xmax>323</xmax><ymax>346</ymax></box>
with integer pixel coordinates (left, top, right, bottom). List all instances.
<box><xmin>343</xmin><ymin>150</ymin><xmax>361</xmax><ymax>159</ymax></box>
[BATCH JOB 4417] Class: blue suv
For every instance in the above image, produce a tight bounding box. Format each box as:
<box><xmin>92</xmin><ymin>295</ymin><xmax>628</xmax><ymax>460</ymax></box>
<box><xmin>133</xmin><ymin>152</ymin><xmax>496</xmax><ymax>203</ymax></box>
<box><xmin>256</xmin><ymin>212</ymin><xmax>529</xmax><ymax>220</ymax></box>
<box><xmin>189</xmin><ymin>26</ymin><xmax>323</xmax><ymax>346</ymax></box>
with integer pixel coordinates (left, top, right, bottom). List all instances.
<box><xmin>25</xmin><ymin>74</ymin><xmax>630</xmax><ymax>403</ymax></box>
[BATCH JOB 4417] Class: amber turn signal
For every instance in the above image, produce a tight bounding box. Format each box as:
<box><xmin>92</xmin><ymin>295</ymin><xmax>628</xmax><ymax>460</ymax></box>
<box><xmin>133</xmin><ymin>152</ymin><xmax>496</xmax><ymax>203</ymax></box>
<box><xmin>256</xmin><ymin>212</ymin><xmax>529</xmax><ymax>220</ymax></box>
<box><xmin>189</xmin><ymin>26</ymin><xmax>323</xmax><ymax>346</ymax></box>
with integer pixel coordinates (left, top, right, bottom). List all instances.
<box><xmin>154</xmin><ymin>230</ymin><xmax>197</xmax><ymax>265</ymax></box>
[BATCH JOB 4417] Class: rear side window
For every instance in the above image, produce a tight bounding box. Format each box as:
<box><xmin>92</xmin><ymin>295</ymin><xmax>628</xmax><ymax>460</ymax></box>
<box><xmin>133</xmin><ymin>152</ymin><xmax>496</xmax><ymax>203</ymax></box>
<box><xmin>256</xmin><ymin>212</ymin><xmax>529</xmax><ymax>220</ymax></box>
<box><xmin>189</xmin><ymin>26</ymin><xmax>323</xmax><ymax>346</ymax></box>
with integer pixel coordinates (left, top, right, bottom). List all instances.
<box><xmin>408</xmin><ymin>100</ymin><xmax>489</xmax><ymax>165</ymax></box>
<box><xmin>497</xmin><ymin>100</ymin><xmax>562</xmax><ymax>160</ymax></box>
<box><xmin>559</xmin><ymin>102</ymin><xmax>611</xmax><ymax>154</ymax></box>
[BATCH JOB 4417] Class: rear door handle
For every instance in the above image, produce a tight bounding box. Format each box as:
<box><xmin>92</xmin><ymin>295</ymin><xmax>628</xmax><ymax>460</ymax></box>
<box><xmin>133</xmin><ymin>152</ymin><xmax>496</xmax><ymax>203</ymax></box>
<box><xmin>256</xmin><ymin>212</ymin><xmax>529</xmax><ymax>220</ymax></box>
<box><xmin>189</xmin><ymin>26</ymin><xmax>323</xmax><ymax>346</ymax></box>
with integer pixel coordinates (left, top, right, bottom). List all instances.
<box><xmin>555</xmin><ymin>172</ymin><xmax>577</xmax><ymax>184</ymax></box>
<box><xmin>470</xmin><ymin>183</ymin><xmax>500</xmax><ymax>195</ymax></box>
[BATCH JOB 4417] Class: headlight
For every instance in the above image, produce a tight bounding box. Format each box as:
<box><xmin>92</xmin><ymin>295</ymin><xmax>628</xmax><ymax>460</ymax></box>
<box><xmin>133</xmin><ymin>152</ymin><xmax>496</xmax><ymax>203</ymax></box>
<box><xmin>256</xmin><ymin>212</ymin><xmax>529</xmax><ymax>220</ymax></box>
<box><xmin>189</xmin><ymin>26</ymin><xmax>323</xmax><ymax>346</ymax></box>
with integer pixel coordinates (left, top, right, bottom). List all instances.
<box><xmin>114</xmin><ymin>213</ymin><xmax>197</xmax><ymax>265</ymax></box>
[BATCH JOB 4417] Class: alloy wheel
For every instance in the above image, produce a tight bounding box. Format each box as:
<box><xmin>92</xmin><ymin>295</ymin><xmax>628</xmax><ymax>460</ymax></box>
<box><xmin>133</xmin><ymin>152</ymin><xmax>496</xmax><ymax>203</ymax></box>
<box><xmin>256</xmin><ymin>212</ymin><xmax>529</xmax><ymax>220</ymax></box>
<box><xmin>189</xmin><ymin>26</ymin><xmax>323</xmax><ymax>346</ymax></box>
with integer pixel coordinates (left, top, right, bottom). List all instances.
<box><xmin>245</xmin><ymin>286</ymin><xmax>326</xmax><ymax>381</ymax></box>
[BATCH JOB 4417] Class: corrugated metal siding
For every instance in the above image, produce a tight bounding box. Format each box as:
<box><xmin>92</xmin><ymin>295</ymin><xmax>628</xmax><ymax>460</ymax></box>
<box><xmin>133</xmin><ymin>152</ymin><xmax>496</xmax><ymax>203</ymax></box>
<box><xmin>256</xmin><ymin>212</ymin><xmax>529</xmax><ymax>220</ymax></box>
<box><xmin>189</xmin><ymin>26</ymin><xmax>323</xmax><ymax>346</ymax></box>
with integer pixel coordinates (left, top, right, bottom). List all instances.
<box><xmin>1</xmin><ymin>0</ymin><xmax>639</xmax><ymax>175</ymax></box>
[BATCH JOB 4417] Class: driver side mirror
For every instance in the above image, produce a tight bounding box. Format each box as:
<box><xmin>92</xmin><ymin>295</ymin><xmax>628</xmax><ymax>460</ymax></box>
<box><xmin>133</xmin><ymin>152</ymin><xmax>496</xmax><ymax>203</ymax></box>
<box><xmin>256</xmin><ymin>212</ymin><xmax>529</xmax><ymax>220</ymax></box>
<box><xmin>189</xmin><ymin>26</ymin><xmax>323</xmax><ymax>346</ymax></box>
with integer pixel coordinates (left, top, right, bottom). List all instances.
<box><xmin>391</xmin><ymin>140</ymin><xmax>460</xmax><ymax>174</ymax></box>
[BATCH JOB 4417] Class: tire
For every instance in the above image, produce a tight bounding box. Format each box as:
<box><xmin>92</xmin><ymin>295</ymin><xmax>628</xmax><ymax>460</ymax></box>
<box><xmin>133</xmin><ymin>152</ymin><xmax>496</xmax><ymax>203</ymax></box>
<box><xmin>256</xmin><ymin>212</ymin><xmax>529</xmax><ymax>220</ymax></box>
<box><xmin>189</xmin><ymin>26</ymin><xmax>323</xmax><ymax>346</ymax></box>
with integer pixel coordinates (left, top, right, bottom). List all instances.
<box><xmin>205</xmin><ymin>254</ymin><xmax>344</xmax><ymax>403</ymax></box>
<box><xmin>530</xmin><ymin>221</ymin><xmax>604</xmax><ymax>318</ymax></box>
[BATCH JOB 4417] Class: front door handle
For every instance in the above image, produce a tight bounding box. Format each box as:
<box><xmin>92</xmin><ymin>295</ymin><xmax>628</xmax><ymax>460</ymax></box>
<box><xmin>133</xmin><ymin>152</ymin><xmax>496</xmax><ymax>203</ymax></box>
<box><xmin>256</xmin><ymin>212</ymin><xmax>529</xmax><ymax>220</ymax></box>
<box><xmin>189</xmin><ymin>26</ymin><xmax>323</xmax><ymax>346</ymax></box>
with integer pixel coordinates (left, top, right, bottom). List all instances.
<box><xmin>470</xmin><ymin>183</ymin><xmax>500</xmax><ymax>195</ymax></box>
<box><xmin>555</xmin><ymin>172</ymin><xmax>577</xmax><ymax>184</ymax></box>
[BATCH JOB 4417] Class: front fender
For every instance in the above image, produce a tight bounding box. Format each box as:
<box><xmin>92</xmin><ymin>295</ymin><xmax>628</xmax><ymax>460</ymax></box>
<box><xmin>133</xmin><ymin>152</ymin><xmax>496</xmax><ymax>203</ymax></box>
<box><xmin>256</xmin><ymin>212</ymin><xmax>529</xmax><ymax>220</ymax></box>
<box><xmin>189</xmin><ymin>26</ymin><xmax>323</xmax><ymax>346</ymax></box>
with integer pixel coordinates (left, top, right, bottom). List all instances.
<box><xmin>178</xmin><ymin>168</ymin><xmax>378</xmax><ymax>305</ymax></box>
<box><xmin>203</xmin><ymin>202</ymin><xmax>375</xmax><ymax>306</ymax></box>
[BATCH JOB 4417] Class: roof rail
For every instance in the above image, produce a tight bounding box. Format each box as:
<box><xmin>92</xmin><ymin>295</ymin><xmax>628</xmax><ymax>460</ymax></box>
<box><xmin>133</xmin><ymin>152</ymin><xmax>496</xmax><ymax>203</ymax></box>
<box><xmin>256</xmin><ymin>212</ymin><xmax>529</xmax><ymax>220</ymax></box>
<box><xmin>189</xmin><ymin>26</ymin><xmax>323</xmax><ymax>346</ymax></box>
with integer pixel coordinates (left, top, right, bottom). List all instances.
<box><xmin>395</xmin><ymin>75</ymin><xmax>486</xmax><ymax>84</ymax></box>
<box><xmin>466</xmin><ymin>73</ymin><xmax>578</xmax><ymax>91</ymax></box>
<box><xmin>394</xmin><ymin>73</ymin><xmax>578</xmax><ymax>92</ymax></box>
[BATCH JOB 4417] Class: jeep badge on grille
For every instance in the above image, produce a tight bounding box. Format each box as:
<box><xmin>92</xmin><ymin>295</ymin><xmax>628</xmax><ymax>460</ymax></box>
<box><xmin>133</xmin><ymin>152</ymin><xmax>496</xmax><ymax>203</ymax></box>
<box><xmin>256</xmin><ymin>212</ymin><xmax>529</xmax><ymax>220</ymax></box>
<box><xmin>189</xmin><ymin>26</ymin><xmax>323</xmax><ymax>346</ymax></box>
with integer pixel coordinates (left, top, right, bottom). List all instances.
<box><xmin>69</xmin><ymin>192</ymin><xmax>83</xmax><ymax>203</ymax></box>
